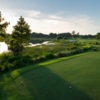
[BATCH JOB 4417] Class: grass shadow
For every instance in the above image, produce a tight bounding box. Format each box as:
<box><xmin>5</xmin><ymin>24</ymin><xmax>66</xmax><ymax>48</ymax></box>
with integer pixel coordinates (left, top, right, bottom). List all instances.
<box><xmin>0</xmin><ymin>73</ymin><xmax>22</xmax><ymax>100</ymax></box>
<box><xmin>0</xmin><ymin>74</ymin><xmax>8</xmax><ymax>100</ymax></box>
<box><xmin>14</xmin><ymin>66</ymin><xmax>92</xmax><ymax>100</ymax></box>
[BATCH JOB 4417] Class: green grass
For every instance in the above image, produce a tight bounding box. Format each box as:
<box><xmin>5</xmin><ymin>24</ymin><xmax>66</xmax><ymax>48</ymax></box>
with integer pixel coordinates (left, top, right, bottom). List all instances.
<box><xmin>11</xmin><ymin>52</ymin><xmax>91</xmax><ymax>79</ymax></box>
<box><xmin>78</xmin><ymin>39</ymin><xmax>100</xmax><ymax>44</ymax></box>
<box><xmin>0</xmin><ymin>52</ymin><xmax>100</xmax><ymax>100</ymax></box>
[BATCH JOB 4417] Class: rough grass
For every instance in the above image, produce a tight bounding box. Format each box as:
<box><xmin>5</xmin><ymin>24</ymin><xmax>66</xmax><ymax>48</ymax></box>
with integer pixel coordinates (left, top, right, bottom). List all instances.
<box><xmin>0</xmin><ymin>51</ymin><xmax>100</xmax><ymax>100</ymax></box>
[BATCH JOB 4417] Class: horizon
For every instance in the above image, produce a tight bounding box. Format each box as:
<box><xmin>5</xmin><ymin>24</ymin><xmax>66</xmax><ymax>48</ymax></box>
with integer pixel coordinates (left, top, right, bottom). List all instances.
<box><xmin>0</xmin><ymin>0</ymin><xmax>100</xmax><ymax>35</ymax></box>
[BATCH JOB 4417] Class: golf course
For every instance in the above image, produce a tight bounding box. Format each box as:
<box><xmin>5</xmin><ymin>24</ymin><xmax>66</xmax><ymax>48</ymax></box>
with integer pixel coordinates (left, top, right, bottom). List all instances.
<box><xmin>1</xmin><ymin>0</ymin><xmax>100</xmax><ymax>99</ymax></box>
<box><xmin>0</xmin><ymin>51</ymin><xmax>100</xmax><ymax>100</ymax></box>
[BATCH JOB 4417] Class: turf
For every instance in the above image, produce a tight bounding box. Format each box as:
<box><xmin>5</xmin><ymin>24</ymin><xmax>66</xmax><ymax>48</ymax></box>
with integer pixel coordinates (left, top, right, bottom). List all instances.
<box><xmin>0</xmin><ymin>52</ymin><xmax>100</xmax><ymax>100</ymax></box>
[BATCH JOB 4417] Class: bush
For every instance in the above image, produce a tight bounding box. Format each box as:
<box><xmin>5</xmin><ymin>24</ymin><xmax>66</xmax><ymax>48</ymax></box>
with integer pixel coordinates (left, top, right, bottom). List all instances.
<box><xmin>82</xmin><ymin>45</ymin><xmax>92</xmax><ymax>51</ymax></box>
<box><xmin>93</xmin><ymin>48</ymin><xmax>98</xmax><ymax>51</ymax></box>
<box><xmin>56</xmin><ymin>52</ymin><xmax>68</xmax><ymax>57</ymax></box>
<box><xmin>22</xmin><ymin>55</ymin><xmax>33</xmax><ymax>65</ymax></box>
<box><xmin>34</xmin><ymin>56</ymin><xmax>46</xmax><ymax>63</ymax></box>
<box><xmin>95</xmin><ymin>42</ymin><xmax>100</xmax><ymax>45</ymax></box>
<box><xmin>44</xmin><ymin>53</ymin><xmax>55</xmax><ymax>59</ymax></box>
<box><xmin>0</xmin><ymin>53</ymin><xmax>33</xmax><ymax>73</ymax></box>
<box><xmin>0</xmin><ymin>53</ymin><xmax>12</xmax><ymax>72</ymax></box>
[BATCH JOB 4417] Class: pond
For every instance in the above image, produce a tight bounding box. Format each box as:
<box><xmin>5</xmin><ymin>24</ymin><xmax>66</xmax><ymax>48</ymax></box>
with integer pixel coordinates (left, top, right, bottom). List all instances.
<box><xmin>0</xmin><ymin>42</ymin><xmax>8</xmax><ymax>54</ymax></box>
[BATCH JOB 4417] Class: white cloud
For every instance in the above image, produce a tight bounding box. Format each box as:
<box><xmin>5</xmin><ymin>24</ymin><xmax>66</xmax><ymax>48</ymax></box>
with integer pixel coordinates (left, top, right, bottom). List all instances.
<box><xmin>1</xmin><ymin>9</ymin><xmax>100</xmax><ymax>35</ymax></box>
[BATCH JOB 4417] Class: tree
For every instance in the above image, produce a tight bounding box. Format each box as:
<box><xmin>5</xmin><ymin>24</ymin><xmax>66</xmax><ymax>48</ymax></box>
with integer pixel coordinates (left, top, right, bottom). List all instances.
<box><xmin>96</xmin><ymin>32</ymin><xmax>100</xmax><ymax>39</ymax></box>
<box><xmin>49</xmin><ymin>33</ymin><xmax>57</xmax><ymax>38</ymax></box>
<box><xmin>72</xmin><ymin>30</ymin><xmax>75</xmax><ymax>36</ymax></box>
<box><xmin>56</xmin><ymin>36</ymin><xmax>63</xmax><ymax>41</ymax></box>
<box><xmin>72</xmin><ymin>30</ymin><xmax>75</xmax><ymax>38</ymax></box>
<box><xmin>9</xmin><ymin>16</ymin><xmax>31</xmax><ymax>56</ymax></box>
<box><xmin>58</xmin><ymin>32</ymin><xmax>72</xmax><ymax>38</ymax></box>
<box><xmin>0</xmin><ymin>11</ymin><xmax>9</xmax><ymax>41</ymax></box>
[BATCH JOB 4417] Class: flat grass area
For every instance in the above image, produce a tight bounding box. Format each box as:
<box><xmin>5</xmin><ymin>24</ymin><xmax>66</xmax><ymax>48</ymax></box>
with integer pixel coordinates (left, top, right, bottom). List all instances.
<box><xmin>0</xmin><ymin>52</ymin><xmax>100</xmax><ymax>100</ymax></box>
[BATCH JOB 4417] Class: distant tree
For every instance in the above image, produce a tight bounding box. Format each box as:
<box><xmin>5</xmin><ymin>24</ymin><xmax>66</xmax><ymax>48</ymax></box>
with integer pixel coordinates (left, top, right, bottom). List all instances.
<box><xmin>9</xmin><ymin>16</ymin><xmax>31</xmax><ymax>57</ymax></box>
<box><xmin>72</xmin><ymin>30</ymin><xmax>75</xmax><ymax>36</ymax></box>
<box><xmin>31</xmin><ymin>32</ymin><xmax>48</xmax><ymax>38</ymax></box>
<box><xmin>74</xmin><ymin>32</ymin><xmax>80</xmax><ymax>38</ymax></box>
<box><xmin>58</xmin><ymin>32</ymin><xmax>72</xmax><ymax>39</ymax></box>
<box><xmin>56</xmin><ymin>36</ymin><xmax>63</xmax><ymax>41</ymax></box>
<box><xmin>0</xmin><ymin>11</ymin><xmax>9</xmax><ymax>41</ymax></box>
<box><xmin>96</xmin><ymin>32</ymin><xmax>100</xmax><ymax>39</ymax></box>
<box><xmin>49</xmin><ymin>33</ymin><xmax>57</xmax><ymax>38</ymax></box>
<box><xmin>77</xmin><ymin>32</ymin><xmax>79</xmax><ymax>35</ymax></box>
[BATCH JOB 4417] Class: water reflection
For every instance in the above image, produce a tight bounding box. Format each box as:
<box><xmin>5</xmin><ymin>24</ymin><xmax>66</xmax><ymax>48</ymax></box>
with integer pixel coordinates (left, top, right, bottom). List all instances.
<box><xmin>0</xmin><ymin>42</ymin><xmax>8</xmax><ymax>54</ymax></box>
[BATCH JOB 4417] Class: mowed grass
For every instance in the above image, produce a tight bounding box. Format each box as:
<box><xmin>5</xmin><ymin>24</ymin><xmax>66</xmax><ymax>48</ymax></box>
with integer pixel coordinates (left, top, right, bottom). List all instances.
<box><xmin>0</xmin><ymin>52</ymin><xmax>100</xmax><ymax>100</ymax></box>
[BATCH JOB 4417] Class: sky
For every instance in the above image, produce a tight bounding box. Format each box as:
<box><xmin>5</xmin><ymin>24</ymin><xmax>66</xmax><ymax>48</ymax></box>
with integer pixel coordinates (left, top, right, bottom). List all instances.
<box><xmin>0</xmin><ymin>0</ymin><xmax>100</xmax><ymax>35</ymax></box>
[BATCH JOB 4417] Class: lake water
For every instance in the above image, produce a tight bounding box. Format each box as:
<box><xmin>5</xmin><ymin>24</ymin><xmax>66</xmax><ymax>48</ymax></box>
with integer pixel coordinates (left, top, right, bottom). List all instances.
<box><xmin>0</xmin><ymin>42</ymin><xmax>8</xmax><ymax>54</ymax></box>
<box><xmin>0</xmin><ymin>41</ymin><xmax>55</xmax><ymax>54</ymax></box>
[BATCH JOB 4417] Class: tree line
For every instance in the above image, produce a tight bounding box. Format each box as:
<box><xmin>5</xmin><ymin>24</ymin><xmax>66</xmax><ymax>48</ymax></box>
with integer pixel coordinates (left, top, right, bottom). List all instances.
<box><xmin>0</xmin><ymin>11</ymin><xmax>100</xmax><ymax>55</ymax></box>
<box><xmin>31</xmin><ymin>31</ymin><xmax>96</xmax><ymax>39</ymax></box>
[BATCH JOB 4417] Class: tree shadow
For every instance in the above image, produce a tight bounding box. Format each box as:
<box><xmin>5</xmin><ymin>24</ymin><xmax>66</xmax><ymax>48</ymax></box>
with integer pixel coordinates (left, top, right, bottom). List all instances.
<box><xmin>0</xmin><ymin>74</ymin><xmax>12</xmax><ymax>100</ymax></box>
<box><xmin>0</xmin><ymin>73</ymin><xmax>20</xmax><ymax>100</ymax></box>
<box><xmin>0</xmin><ymin>75</ymin><xmax>6</xmax><ymax>100</ymax></box>
<box><xmin>14</xmin><ymin>66</ymin><xmax>93</xmax><ymax>100</ymax></box>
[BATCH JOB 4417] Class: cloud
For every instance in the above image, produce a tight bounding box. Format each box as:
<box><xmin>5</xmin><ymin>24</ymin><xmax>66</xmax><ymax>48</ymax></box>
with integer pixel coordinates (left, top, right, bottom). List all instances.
<box><xmin>1</xmin><ymin>9</ymin><xmax>99</xmax><ymax>35</ymax></box>
<box><xmin>25</xmin><ymin>12</ymin><xmax>100</xmax><ymax>35</ymax></box>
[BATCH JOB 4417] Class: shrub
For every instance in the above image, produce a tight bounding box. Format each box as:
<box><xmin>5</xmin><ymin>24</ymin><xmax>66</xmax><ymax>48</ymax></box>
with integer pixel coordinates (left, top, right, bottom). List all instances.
<box><xmin>34</xmin><ymin>56</ymin><xmax>46</xmax><ymax>63</ymax></box>
<box><xmin>0</xmin><ymin>53</ymin><xmax>33</xmax><ymax>73</ymax></box>
<box><xmin>56</xmin><ymin>52</ymin><xmax>68</xmax><ymax>57</ymax></box>
<box><xmin>93</xmin><ymin>48</ymin><xmax>98</xmax><ymax>51</ymax></box>
<box><xmin>44</xmin><ymin>53</ymin><xmax>55</xmax><ymax>59</ymax></box>
<box><xmin>22</xmin><ymin>55</ymin><xmax>33</xmax><ymax>65</ymax></box>
<box><xmin>95</xmin><ymin>42</ymin><xmax>100</xmax><ymax>45</ymax></box>
<box><xmin>0</xmin><ymin>53</ymin><xmax>12</xmax><ymax>72</ymax></box>
<box><xmin>82</xmin><ymin>45</ymin><xmax>92</xmax><ymax>52</ymax></box>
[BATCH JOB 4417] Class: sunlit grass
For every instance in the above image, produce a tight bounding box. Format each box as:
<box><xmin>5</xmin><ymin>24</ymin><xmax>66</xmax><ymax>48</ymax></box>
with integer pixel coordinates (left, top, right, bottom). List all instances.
<box><xmin>11</xmin><ymin>52</ymin><xmax>90</xmax><ymax>79</ymax></box>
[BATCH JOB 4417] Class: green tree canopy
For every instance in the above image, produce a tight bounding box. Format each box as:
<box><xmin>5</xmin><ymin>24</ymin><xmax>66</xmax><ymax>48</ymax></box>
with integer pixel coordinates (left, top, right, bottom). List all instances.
<box><xmin>72</xmin><ymin>30</ymin><xmax>75</xmax><ymax>36</ymax></box>
<box><xmin>96</xmin><ymin>32</ymin><xmax>100</xmax><ymax>39</ymax></box>
<box><xmin>0</xmin><ymin>11</ymin><xmax>9</xmax><ymax>41</ymax></box>
<box><xmin>9</xmin><ymin>16</ymin><xmax>31</xmax><ymax>55</ymax></box>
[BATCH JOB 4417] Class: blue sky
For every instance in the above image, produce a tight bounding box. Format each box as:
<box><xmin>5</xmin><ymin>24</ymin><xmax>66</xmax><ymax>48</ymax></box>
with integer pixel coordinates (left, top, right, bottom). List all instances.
<box><xmin>0</xmin><ymin>0</ymin><xmax>100</xmax><ymax>34</ymax></box>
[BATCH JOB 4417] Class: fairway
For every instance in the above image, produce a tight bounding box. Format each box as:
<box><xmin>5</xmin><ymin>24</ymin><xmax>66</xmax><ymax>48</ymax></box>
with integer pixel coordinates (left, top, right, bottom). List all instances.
<box><xmin>0</xmin><ymin>52</ymin><xmax>100</xmax><ymax>100</ymax></box>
